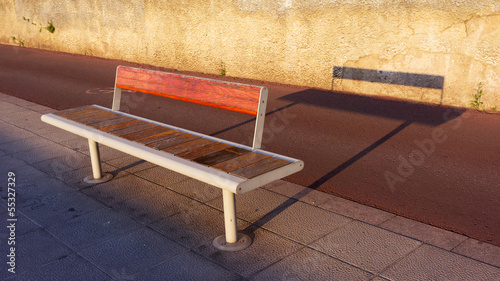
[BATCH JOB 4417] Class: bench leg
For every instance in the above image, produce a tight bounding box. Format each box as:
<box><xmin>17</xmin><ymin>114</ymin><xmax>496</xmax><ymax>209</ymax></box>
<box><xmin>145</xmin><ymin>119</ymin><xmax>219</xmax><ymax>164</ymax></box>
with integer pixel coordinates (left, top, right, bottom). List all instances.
<box><xmin>212</xmin><ymin>190</ymin><xmax>252</xmax><ymax>251</ymax></box>
<box><xmin>84</xmin><ymin>139</ymin><xmax>113</xmax><ymax>184</ymax></box>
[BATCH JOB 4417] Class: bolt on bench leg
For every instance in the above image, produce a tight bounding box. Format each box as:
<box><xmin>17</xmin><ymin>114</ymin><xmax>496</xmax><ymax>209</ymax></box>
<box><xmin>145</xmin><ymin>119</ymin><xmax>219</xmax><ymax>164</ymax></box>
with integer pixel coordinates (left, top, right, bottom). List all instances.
<box><xmin>84</xmin><ymin>139</ymin><xmax>113</xmax><ymax>184</ymax></box>
<box><xmin>213</xmin><ymin>189</ymin><xmax>252</xmax><ymax>251</ymax></box>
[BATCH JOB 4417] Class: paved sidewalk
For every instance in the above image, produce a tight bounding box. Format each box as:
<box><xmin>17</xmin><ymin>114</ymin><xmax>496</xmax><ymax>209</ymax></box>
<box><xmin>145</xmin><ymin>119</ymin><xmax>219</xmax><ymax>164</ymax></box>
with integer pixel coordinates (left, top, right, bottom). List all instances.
<box><xmin>0</xmin><ymin>92</ymin><xmax>499</xmax><ymax>280</ymax></box>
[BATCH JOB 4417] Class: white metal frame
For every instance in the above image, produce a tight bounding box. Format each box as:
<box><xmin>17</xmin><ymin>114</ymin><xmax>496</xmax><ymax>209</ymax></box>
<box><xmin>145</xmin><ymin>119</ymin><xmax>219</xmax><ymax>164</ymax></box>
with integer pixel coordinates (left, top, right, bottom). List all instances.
<box><xmin>252</xmin><ymin>87</ymin><xmax>268</xmax><ymax>149</ymax></box>
<box><xmin>83</xmin><ymin>139</ymin><xmax>113</xmax><ymax>184</ymax></box>
<box><xmin>41</xmin><ymin>66</ymin><xmax>304</xmax><ymax>251</ymax></box>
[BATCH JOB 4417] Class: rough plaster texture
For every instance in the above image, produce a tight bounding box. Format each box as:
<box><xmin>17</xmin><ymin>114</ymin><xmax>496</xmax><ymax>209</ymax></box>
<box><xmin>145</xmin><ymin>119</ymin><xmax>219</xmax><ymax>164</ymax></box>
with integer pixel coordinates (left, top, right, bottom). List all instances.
<box><xmin>1</xmin><ymin>0</ymin><xmax>499</xmax><ymax>108</ymax></box>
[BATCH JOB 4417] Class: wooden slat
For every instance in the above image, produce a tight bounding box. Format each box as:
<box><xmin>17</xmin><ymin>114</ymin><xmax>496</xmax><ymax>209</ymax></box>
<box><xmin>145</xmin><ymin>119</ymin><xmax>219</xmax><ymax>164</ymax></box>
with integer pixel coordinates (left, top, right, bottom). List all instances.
<box><xmin>148</xmin><ymin>132</ymin><xmax>200</xmax><ymax>150</ymax></box>
<box><xmin>88</xmin><ymin>116</ymin><xmax>135</xmax><ymax>129</ymax></box>
<box><xmin>55</xmin><ymin>105</ymin><xmax>96</xmax><ymax>116</ymax></box>
<box><xmin>229</xmin><ymin>157</ymin><xmax>291</xmax><ymax>179</ymax></box>
<box><xmin>57</xmin><ymin>106</ymin><xmax>101</xmax><ymax>119</ymax></box>
<box><xmin>211</xmin><ymin>152</ymin><xmax>271</xmax><ymax>173</ymax></box>
<box><xmin>161</xmin><ymin>138</ymin><xmax>214</xmax><ymax>155</ymax></box>
<box><xmin>120</xmin><ymin>125</ymin><xmax>171</xmax><ymax>141</ymax></box>
<box><xmin>193</xmin><ymin>147</ymin><xmax>251</xmax><ymax>166</ymax></box>
<box><xmin>116</xmin><ymin>66</ymin><xmax>261</xmax><ymax>115</ymax></box>
<box><xmin>59</xmin><ymin>108</ymin><xmax>120</xmax><ymax>125</ymax></box>
<box><xmin>75</xmin><ymin>111</ymin><xmax>121</xmax><ymax>125</ymax></box>
<box><xmin>99</xmin><ymin>120</ymin><xmax>143</xmax><ymax>132</ymax></box>
<box><xmin>177</xmin><ymin>142</ymin><xmax>232</xmax><ymax>160</ymax></box>
<box><xmin>134</xmin><ymin>129</ymin><xmax>181</xmax><ymax>145</ymax></box>
<box><xmin>108</xmin><ymin>122</ymin><xmax>155</xmax><ymax>137</ymax></box>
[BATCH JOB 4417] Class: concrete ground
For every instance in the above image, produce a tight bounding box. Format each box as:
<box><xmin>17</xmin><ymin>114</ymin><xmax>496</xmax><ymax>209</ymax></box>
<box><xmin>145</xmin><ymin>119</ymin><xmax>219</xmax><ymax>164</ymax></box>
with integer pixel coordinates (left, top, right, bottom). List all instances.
<box><xmin>0</xmin><ymin>91</ymin><xmax>499</xmax><ymax>280</ymax></box>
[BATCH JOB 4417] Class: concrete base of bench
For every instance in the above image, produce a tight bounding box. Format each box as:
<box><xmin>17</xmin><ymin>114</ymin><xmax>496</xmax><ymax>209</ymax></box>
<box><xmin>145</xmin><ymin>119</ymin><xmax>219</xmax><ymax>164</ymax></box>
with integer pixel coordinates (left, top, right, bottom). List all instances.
<box><xmin>213</xmin><ymin>233</ymin><xmax>252</xmax><ymax>251</ymax></box>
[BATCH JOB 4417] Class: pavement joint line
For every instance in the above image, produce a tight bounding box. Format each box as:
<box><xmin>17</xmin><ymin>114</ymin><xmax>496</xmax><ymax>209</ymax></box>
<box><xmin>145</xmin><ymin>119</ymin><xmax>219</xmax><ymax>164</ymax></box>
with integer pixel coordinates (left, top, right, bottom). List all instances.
<box><xmin>450</xmin><ymin>236</ymin><xmax>468</xmax><ymax>252</ymax></box>
<box><xmin>249</xmin><ymin>242</ymin><xmax>376</xmax><ymax>280</ymax></box>
<box><xmin>70</xmin><ymin>252</ymin><xmax>115</xmax><ymax>280</ymax></box>
<box><xmin>373</xmin><ymin>242</ymin><xmax>424</xmax><ymax>278</ymax></box>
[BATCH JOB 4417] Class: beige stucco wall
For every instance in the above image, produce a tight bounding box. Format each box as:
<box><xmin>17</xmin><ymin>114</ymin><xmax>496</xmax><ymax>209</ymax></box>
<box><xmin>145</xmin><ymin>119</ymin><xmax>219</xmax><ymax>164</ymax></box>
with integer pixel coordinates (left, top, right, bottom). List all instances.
<box><xmin>1</xmin><ymin>0</ymin><xmax>499</xmax><ymax>108</ymax></box>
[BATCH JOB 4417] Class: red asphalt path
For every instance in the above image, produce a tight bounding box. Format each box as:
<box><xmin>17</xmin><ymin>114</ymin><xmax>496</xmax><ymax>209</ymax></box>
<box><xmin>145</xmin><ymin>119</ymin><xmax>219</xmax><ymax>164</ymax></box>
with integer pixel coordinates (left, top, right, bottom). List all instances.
<box><xmin>1</xmin><ymin>45</ymin><xmax>499</xmax><ymax>246</ymax></box>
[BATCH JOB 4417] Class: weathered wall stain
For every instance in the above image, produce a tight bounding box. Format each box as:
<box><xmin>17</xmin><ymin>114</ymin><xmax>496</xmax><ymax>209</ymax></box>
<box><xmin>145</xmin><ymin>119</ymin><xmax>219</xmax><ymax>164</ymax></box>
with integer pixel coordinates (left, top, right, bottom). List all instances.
<box><xmin>1</xmin><ymin>0</ymin><xmax>499</xmax><ymax>108</ymax></box>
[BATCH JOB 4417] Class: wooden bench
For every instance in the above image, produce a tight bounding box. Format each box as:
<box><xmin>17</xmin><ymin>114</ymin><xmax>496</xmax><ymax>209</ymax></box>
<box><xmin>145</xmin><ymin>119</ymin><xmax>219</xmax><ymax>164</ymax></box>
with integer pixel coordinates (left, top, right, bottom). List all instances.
<box><xmin>41</xmin><ymin>66</ymin><xmax>304</xmax><ymax>251</ymax></box>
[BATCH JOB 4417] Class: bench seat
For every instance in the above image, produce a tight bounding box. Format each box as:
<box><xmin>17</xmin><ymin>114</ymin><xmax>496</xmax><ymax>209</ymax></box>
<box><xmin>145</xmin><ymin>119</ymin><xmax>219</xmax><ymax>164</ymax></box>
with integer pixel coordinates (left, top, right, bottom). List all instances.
<box><xmin>42</xmin><ymin>104</ymin><xmax>303</xmax><ymax>195</ymax></box>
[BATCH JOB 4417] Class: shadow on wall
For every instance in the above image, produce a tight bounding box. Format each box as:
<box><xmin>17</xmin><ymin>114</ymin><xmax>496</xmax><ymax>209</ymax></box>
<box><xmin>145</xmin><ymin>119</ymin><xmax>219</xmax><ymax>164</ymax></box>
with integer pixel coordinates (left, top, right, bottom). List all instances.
<box><xmin>279</xmin><ymin>88</ymin><xmax>455</xmax><ymax>126</ymax></box>
<box><xmin>331</xmin><ymin>66</ymin><xmax>445</xmax><ymax>105</ymax></box>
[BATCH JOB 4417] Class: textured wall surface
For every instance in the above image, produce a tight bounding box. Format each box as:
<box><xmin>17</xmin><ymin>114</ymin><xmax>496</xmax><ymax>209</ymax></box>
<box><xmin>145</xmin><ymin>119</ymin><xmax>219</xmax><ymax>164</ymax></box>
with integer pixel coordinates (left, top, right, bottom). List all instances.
<box><xmin>1</xmin><ymin>0</ymin><xmax>499</xmax><ymax>108</ymax></box>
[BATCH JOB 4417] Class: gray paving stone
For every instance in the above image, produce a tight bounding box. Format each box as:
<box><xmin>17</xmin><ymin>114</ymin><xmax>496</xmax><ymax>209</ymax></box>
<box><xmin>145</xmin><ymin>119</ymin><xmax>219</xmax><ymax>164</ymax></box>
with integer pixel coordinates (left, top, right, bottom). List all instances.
<box><xmin>318</xmin><ymin>196</ymin><xmax>396</xmax><ymax>225</ymax></box>
<box><xmin>0</xmin><ymin>95</ymin><xmax>36</xmax><ymax>107</ymax></box>
<box><xmin>31</xmin><ymin>151</ymin><xmax>92</xmax><ymax>178</ymax></box>
<box><xmin>105</xmin><ymin>154</ymin><xmax>157</xmax><ymax>174</ymax></box>
<box><xmin>32</xmin><ymin>127</ymin><xmax>85</xmax><ymax>146</ymax></box>
<box><xmin>207</xmin><ymin>188</ymin><xmax>292</xmax><ymax>223</ymax></box>
<box><xmin>20</xmin><ymin>189</ymin><xmax>106</xmax><ymax>228</ymax></box>
<box><xmin>24</xmin><ymin>103</ymin><xmax>56</xmax><ymax>114</ymax></box>
<box><xmin>195</xmin><ymin>228</ymin><xmax>303</xmax><ymax>278</ymax></box>
<box><xmin>310</xmin><ymin>221</ymin><xmax>422</xmax><ymax>273</ymax></box>
<box><xmin>167</xmin><ymin>178</ymin><xmax>222</xmax><ymax>202</ymax></box>
<box><xmin>82</xmin><ymin>174</ymin><xmax>164</xmax><ymax>206</ymax></box>
<box><xmin>13</xmin><ymin>214</ymin><xmax>41</xmax><ymax>237</ymax></box>
<box><xmin>28</xmin><ymin>125</ymin><xmax>82</xmax><ymax>141</ymax></box>
<box><xmin>0</xmin><ymin>101</ymin><xmax>24</xmax><ymax>115</ymax></box>
<box><xmin>371</xmin><ymin>277</ymin><xmax>391</xmax><ymax>281</ymax></box>
<box><xmin>253</xmin><ymin>247</ymin><xmax>373</xmax><ymax>281</ymax></box>
<box><xmin>1</xmin><ymin>110</ymin><xmax>53</xmax><ymax>134</ymax></box>
<box><xmin>0</xmin><ymin>136</ymin><xmax>55</xmax><ymax>155</ymax></box>
<box><xmin>0</xmin><ymin>165</ymin><xmax>48</xmax><ymax>187</ymax></box>
<box><xmin>135</xmin><ymin>165</ymin><xmax>189</xmax><ymax>188</ymax></box>
<box><xmin>14</xmin><ymin>177</ymin><xmax>72</xmax><ymax>204</ymax></box>
<box><xmin>44</xmin><ymin>134</ymin><xmax>89</xmax><ymax>151</ymax></box>
<box><xmin>97</xmin><ymin>145</ymin><xmax>130</xmax><ymax>161</ymax></box>
<box><xmin>257</xmin><ymin>200</ymin><xmax>352</xmax><ymax>244</ymax></box>
<box><xmin>111</xmin><ymin>188</ymin><xmax>201</xmax><ymax>224</ymax></box>
<box><xmin>0</xmin><ymin>212</ymin><xmax>41</xmax><ymax>240</ymax></box>
<box><xmin>12</xmin><ymin>143</ymin><xmax>83</xmax><ymax>164</ymax></box>
<box><xmin>0</xmin><ymin>229</ymin><xmax>73</xmax><ymax>277</ymax></box>
<box><xmin>78</xmin><ymin>227</ymin><xmax>187</xmax><ymax>276</ymax></box>
<box><xmin>136</xmin><ymin>251</ymin><xmax>244</xmax><ymax>281</ymax></box>
<box><xmin>453</xmin><ymin>238</ymin><xmax>500</xmax><ymax>268</ymax></box>
<box><xmin>8</xmin><ymin>254</ymin><xmax>110</xmax><ymax>281</ymax></box>
<box><xmin>381</xmin><ymin>244</ymin><xmax>500</xmax><ymax>280</ymax></box>
<box><xmin>59</xmin><ymin>163</ymin><xmax>128</xmax><ymax>190</ymax></box>
<box><xmin>47</xmin><ymin>207</ymin><xmax>142</xmax><ymax>251</ymax></box>
<box><xmin>0</xmin><ymin>126</ymin><xmax>34</xmax><ymax>145</ymax></box>
<box><xmin>0</xmin><ymin>155</ymin><xmax>28</xmax><ymax>170</ymax></box>
<box><xmin>262</xmin><ymin>180</ymin><xmax>333</xmax><ymax>206</ymax></box>
<box><xmin>379</xmin><ymin>215</ymin><xmax>468</xmax><ymax>250</ymax></box>
<box><xmin>150</xmin><ymin>204</ymin><xmax>250</xmax><ymax>249</ymax></box>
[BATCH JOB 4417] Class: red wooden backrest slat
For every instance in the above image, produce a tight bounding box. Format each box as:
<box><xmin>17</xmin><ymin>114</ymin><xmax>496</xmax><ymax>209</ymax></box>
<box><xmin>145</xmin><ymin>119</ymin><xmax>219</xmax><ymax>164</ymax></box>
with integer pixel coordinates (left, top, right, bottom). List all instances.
<box><xmin>116</xmin><ymin>66</ymin><xmax>262</xmax><ymax>115</ymax></box>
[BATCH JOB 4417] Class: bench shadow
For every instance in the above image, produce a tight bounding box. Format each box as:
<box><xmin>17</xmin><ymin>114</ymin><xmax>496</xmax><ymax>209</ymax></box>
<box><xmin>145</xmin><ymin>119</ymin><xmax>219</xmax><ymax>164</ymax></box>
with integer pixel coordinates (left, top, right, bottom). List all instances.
<box><xmin>280</xmin><ymin>89</ymin><xmax>453</xmax><ymax>126</ymax></box>
<box><xmin>241</xmin><ymin>88</ymin><xmax>465</xmax><ymax>238</ymax></box>
<box><xmin>242</xmin><ymin>119</ymin><xmax>414</xmax><ymax>238</ymax></box>
<box><xmin>331</xmin><ymin>66</ymin><xmax>445</xmax><ymax>105</ymax></box>
<box><xmin>108</xmin><ymin>160</ymin><xmax>148</xmax><ymax>175</ymax></box>
<box><xmin>209</xmin><ymin>102</ymin><xmax>299</xmax><ymax>138</ymax></box>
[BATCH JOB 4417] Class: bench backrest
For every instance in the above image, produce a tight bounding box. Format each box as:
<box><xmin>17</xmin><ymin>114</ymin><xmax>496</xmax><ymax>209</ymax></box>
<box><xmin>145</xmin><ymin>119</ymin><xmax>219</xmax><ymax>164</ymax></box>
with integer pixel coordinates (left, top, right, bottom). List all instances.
<box><xmin>112</xmin><ymin>66</ymin><xmax>268</xmax><ymax>149</ymax></box>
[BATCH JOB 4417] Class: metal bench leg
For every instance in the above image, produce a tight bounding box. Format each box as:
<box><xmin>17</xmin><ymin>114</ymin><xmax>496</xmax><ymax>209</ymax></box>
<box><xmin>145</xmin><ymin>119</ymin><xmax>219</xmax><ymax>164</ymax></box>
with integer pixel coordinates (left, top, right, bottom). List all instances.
<box><xmin>213</xmin><ymin>190</ymin><xmax>252</xmax><ymax>251</ymax></box>
<box><xmin>84</xmin><ymin>139</ymin><xmax>113</xmax><ymax>184</ymax></box>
